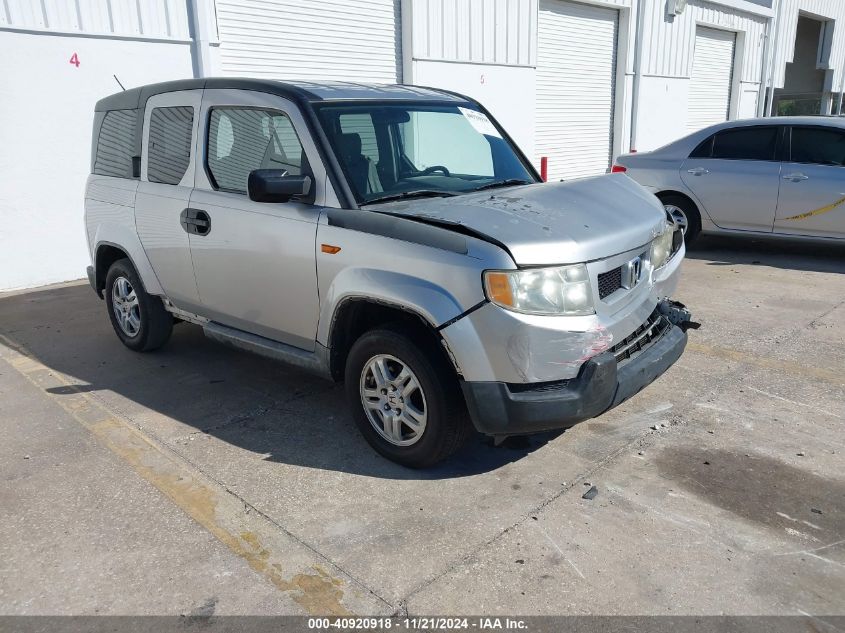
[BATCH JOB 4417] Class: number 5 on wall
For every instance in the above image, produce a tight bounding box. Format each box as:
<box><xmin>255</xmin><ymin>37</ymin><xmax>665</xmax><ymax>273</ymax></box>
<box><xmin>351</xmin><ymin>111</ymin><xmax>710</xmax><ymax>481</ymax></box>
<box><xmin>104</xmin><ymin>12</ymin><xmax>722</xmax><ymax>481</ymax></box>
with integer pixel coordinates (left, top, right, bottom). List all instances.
<box><xmin>69</xmin><ymin>53</ymin><xmax>80</xmax><ymax>67</ymax></box>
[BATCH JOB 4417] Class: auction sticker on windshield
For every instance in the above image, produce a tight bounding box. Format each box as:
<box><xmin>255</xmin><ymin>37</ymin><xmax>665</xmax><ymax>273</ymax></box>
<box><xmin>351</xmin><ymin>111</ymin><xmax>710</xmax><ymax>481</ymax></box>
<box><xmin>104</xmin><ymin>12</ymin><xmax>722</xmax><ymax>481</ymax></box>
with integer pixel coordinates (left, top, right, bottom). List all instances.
<box><xmin>459</xmin><ymin>107</ymin><xmax>502</xmax><ymax>138</ymax></box>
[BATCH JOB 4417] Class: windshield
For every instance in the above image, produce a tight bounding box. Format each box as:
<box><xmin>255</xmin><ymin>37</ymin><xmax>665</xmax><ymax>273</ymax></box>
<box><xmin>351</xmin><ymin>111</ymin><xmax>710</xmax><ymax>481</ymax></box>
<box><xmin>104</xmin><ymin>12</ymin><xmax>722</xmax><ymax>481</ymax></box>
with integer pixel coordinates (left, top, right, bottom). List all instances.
<box><xmin>314</xmin><ymin>102</ymin><xmax>537</xmax><ymax>205</ymax></box>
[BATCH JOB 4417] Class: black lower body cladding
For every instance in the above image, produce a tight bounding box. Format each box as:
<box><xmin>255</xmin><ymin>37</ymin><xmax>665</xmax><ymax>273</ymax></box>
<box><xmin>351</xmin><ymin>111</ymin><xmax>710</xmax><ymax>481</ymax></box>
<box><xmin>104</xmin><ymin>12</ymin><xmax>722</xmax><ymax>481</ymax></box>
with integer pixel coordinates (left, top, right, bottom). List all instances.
<box><xmin>461</xmin><ymin>301</ymin><xmax>691</xmax><ymax>436</ymax></box>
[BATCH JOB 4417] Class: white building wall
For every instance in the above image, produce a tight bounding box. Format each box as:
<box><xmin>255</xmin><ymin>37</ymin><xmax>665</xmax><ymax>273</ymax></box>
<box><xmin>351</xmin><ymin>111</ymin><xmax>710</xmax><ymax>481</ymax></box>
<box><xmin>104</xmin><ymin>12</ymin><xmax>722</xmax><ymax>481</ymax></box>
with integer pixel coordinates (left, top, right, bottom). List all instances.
<box><xmin>0</xmin><ymin>0</ymin><xmax>191</xmax><ymax>38</ymax></box>
<box><xmin>0</xmin><ymin>2</ymin><xmax>196</xmax><ymax>292</ymax></box>
<box><xmin>632</xmin><ymin>0</ymin><xmax>770</xmax><ymax>150</ymax></box>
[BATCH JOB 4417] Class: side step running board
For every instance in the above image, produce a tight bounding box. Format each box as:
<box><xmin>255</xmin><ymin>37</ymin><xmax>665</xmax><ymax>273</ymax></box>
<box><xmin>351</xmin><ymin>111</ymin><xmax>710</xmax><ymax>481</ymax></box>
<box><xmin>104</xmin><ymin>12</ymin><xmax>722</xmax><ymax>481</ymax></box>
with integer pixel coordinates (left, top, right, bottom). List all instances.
<box><xmin>202</xmin><ymin>322</ymin><xmax>331</xmax><ymax>380</ymax></box>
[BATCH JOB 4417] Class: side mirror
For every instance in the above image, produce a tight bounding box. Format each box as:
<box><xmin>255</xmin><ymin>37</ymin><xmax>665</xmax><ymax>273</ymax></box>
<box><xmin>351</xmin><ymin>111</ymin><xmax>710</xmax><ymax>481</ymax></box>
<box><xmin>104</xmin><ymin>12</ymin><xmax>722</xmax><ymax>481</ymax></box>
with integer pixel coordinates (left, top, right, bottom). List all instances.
<box><xmin>247</xmin><ymin>169</ymin><xmax>312</xmax><ymax>203</ymax></box>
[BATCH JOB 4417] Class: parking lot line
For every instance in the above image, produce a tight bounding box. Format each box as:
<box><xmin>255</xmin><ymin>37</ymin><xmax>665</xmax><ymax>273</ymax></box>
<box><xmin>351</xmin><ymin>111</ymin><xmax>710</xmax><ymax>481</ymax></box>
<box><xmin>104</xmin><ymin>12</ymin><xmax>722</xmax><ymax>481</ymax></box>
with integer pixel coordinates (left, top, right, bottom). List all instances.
<box><xmin>0</xmin><ymin>333</ymin><xmax>390</xmax><ymax>616</ymax></box>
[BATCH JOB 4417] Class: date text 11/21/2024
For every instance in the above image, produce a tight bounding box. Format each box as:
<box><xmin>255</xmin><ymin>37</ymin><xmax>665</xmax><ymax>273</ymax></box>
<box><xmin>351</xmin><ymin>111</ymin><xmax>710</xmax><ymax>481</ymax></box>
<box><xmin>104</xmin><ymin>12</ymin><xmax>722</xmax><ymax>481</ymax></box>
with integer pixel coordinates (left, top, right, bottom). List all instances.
<box><xmin>308</xmin><ymin>617</ymin><xmax>528</xmax><ymax>630</ymax></box>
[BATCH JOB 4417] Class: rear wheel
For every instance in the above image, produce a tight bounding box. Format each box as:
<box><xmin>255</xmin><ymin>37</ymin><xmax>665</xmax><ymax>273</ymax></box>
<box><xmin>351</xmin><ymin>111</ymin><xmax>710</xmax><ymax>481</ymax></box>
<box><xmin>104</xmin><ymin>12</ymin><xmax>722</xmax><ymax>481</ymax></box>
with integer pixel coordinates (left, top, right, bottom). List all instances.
<box><xmin>344</xmin><ymin>327</ymin><xmax>471</xmax><ymax>468</ymax></box>
<box><xmin>105</xmin><ymin>258</ymin><xmax>172</xmax><ymax>352</ymax></box>
<box><xmin>660</xmin><ymin>194</ymin><xmax>702</xmax><ymax>245</ymax></box>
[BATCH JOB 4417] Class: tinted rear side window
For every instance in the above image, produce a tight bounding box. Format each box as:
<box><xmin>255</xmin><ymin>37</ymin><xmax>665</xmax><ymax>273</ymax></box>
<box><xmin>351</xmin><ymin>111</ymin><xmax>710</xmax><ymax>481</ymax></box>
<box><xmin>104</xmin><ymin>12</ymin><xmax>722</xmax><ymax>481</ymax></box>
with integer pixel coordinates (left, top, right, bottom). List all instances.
<box><xmin>689</xmin><ymin>135</ymin><xmax>714</xmax><ymax>158</ymax></box>
<box><xmin>711</xmin><ymin>127</ymin><xmax>778</xmax><ymax>161</ymax></box>
<box><xmin>94</xmin><ymin>110</ymin><xmax>138</xmax><ymax>178</ymax></box>
<box><xmin>791</xmin><ymin>127</ymin><xmax>845</xmax><ymax>166</ymax></box>
<box><xmin>147</xmin><ymin>106</ymin><xmax>194</xmax><ymax>185</ymax></box>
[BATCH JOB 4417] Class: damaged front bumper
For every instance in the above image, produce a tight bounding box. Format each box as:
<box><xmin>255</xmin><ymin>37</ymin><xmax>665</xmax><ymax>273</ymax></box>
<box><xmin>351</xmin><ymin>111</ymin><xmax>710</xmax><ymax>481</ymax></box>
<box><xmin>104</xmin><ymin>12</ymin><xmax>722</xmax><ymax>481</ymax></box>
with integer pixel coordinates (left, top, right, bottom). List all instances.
<box><xmin>459</xmin><ymin>299</ymin><xmax>693</xmax><ymax>436</ymax></box>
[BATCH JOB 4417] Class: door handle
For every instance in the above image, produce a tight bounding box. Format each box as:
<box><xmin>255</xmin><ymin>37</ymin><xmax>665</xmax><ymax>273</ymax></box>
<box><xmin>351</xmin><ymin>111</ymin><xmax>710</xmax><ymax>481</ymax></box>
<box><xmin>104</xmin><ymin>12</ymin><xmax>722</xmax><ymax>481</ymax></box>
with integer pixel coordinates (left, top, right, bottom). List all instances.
<box><xmin>783</xmin><ymin>173</ymin><xmax>809</xmax><ymax>182</ymax></box>
<box><xmin>687</xmin><ymin>167</ymin><xmax>710</xmax><ymax>176</ymax></box>
<box><xmin>180</xmin><ymin>208</ymin><xmax>211</xmax><ymax>236</ymax></box>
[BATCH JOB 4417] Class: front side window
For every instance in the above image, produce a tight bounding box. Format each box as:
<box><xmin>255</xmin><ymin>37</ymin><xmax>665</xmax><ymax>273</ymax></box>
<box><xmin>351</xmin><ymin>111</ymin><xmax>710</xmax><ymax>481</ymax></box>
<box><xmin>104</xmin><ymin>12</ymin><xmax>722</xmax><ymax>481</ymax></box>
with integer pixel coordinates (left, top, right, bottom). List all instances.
<box><xmin>94</xmin><ymin>109</ymin><xmax>138</xmax><ymax>178</ymax></box>
<box><xmin>207</xmin><ymin>108</ymin><xmax>305</xmax><ymax>194</ymax></box>
<box><xmin>315</xmin><ymin>103</ymin><xmax>536</xmax><ymax>204</ymax></box>
<box><xmin>148</xmin><ymin>106</ymin><xmax>194</xmax><ymax>185</ymax></box>
<box><xmin>790</xmin><ymin>127</ymin><xmax>845</xmax><ymax>166</ymax></box>
<box><xmin>710</xmin><ymin>127</ymin><xmax>778</xmax><ymax>161</ymax></box>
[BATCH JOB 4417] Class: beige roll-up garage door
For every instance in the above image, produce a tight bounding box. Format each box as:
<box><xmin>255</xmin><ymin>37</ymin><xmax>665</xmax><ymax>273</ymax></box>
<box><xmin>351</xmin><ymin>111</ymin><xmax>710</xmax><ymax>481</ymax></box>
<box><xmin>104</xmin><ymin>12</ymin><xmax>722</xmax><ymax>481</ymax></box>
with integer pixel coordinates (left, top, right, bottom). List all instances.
<box><xmin>687</xmin><ymin>27</ymin><xmax>736</xmax><ymax>133</ymax></box>
<box><xmin>215</xmin><ymin>0</ymin><xmax>402</xmax><ymax>83</ymax></box>
<box><xmin>536</xmin><ymin>0</ymin><xmax>619</xmax><ymax>181</ymax></box>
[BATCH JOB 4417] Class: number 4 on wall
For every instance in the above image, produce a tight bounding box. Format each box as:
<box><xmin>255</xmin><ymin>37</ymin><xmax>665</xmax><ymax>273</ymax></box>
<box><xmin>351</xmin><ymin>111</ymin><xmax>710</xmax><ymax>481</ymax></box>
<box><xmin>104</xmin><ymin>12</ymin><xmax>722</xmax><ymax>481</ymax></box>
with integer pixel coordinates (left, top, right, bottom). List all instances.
<box><xmin>69</xmin><ymin>52</ymin><xmax>80</xmax><ymax>67</ymax></box>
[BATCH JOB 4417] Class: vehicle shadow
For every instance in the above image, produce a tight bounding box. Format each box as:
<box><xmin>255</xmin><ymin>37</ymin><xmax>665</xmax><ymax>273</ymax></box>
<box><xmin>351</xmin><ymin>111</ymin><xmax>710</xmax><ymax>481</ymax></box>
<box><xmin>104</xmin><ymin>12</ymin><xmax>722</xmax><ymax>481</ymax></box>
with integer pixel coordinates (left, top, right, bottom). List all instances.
<box><xmin>686</xmin><ymin>234</ymin><xmax>845</xmax><ymax>274</ymax></box>
<box><xmin>0</xmin><ymin>283</ymin><xmax>563</xmax><ymax>480</ymax></box>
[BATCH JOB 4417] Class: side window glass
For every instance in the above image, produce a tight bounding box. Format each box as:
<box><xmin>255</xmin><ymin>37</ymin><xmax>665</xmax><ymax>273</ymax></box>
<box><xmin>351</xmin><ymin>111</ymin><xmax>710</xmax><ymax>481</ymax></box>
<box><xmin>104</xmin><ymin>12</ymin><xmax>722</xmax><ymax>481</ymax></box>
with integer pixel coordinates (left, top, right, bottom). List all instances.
<box><xmin>711</xmin><ymin>127</ymin><xmax>778</xmax><ymax>161</ymax></box>
<box><xmin>791</xmin><ymin>127</ymin><xmax>845</xmax><ymax>167</ymax></box>
<box><xmin>94</xmin><ymin>109</ymin><xmax>138</xmax><ymax>178</ymax></box>
<box><xmin>147</xmin><ymin>106</ymin><xmax>194</xmax><ymax>185</ymax></box>
<box><xmin>207</xmin><ymin>108</ymin><xmax>305</xmax><ymax>193</ymax></box>
<box><xmin>689</xmin><ymin>135</ymin><xmax>713</xmax><ymax>159</ymax></box>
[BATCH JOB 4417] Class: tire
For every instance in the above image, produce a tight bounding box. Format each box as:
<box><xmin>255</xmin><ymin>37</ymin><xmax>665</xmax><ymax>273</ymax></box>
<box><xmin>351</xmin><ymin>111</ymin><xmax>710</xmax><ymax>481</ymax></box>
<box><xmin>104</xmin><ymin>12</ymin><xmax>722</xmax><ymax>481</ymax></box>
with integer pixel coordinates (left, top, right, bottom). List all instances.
<box><xmin>659</xmin><ymin>194</ymin><xmax>702</xmax><ymax>246</ymax></box>
<box><xmin>104</xmin><ymin>258</ymin><xmax>173</xmax><ymax>352</ymax></box>
<box><xmin>344</xmin><ymin>326</ymin><xmax>472</xmax><ymax>468</ymax></box>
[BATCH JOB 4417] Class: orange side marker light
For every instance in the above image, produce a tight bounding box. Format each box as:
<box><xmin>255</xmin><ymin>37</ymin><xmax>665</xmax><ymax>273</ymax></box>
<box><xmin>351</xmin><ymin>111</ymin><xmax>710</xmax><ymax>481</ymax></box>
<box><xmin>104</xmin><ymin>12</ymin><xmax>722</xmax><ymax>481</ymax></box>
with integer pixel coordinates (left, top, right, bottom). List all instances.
<box><xmin>321</xmin><ymin>244</ymin><xmax>342</xmax><ymax>254</ymax></box>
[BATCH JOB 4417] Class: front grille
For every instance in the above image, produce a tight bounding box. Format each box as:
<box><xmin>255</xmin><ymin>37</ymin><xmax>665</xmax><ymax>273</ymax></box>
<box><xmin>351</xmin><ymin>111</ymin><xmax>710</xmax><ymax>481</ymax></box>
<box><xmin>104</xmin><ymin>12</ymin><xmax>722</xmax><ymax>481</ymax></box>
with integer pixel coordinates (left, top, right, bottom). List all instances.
<box><xmin>611</xmin><ymin>311</ymin><xmax>670</xmax><ymax>365</ymax></box>
<box><xmin>597</xmin><ymin>266</ymin><xmax>623</xmax><ymax>299</ymax></box>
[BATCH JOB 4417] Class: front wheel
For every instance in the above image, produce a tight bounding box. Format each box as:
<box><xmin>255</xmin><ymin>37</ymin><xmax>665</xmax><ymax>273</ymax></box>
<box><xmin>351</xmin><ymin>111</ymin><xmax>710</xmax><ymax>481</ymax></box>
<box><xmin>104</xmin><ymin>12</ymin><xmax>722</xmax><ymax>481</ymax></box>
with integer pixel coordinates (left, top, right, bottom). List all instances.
<box><xmin>344</xmin><ymin>327</ymin><xmax>471</xmax><ymax>468</ymax></box>
<box><xmin>104</xmin><ymin>258</ymin><xmax>173</xmax><ymax>352</ymax></box>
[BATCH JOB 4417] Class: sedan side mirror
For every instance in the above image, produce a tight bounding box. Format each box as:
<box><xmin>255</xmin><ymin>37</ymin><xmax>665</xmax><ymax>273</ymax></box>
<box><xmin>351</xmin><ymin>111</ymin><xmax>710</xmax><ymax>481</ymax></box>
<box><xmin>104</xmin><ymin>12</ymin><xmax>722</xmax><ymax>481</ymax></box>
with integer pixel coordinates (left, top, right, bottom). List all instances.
<box><xmin>248</xmin><ymin>170</ymin><xmax>312</xmax><ymax>203</ymax></box>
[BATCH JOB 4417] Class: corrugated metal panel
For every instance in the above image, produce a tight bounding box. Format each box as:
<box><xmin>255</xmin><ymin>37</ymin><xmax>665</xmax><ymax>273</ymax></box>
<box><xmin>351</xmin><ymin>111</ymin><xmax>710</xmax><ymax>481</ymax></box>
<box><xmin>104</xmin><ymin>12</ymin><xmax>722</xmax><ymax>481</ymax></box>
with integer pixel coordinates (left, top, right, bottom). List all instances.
<box><xmin>216</xmin><ymin>0</ymin><xmax>401</xmax><ymax>83</ymax></box>
<box><xmin>688</xmin><ymin>27</ymin><xmax>736</xmax><ymax>131</ymax></box>
<box><xmin>771</xmin><ymin>0</ymin><xmax>845</xmax><ymax>89</ymax></box>
<box><xmin>411</xmin><ymin>0</ymin><xmax>538</xmax><ymax>66</ymax></box>
<box><xmin>0</xmin><ymin>0</ymin><xmax>190</xmax><ymax>38</ymax></box>
<box><xmin>641</xmin><ymin>0</ymin><xmax>766</xmax><ymax>83</ymax></box>
<box><xmin>536</xmin><ymin>0</ymin><xmax>618</xmax><ymax>180</ymax></box>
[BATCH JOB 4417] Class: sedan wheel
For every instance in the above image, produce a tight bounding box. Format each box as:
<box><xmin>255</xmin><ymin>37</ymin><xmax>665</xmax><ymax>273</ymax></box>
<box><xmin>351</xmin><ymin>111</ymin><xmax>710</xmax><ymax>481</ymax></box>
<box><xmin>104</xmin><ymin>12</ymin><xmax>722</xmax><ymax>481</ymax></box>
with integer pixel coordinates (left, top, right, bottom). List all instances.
<box><xmin>359</xmin><ymin>353</ymin><xmax>427</xmax><ymax>446</ymax></box>
<box><xmin>664</xmin><ymin>204</ymin><xmax>689</xmax><ymax>234</ymax></box>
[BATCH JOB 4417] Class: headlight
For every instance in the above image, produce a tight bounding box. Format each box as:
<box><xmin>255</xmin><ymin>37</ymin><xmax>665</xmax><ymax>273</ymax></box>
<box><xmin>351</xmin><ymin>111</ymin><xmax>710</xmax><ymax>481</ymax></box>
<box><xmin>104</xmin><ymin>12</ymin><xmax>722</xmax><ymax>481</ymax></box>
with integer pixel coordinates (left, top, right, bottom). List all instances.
<box><xmin>483</xmin><ymin>264</ymin><xmax>594</xmax><ymax>316</ymax></box>
<box><xmin>650</xmin><ymin>225</ymin><xmax>675</xmax><ymax>269</ymax></box>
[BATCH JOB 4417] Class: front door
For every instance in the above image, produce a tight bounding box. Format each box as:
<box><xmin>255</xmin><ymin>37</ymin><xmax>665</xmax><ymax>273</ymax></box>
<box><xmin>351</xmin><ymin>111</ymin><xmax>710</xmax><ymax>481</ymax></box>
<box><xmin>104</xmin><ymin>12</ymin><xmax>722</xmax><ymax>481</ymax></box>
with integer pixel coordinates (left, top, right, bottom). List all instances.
<box><xmin>188</xmin><ymin>90</ymin><xmax>325</xmax><ymax>350</ymax></box>
<box><xmin>680</xmin><ymin>125</ymin><xmax>783</xmax><ymax>232</ymax></box>
<box><xmin>774</xmin><ymin>125</ymin><xmax>845</xmax><ymax>239</ymax></box>
<box><xmin>135</xmin><ymin>90</ymin><xmax>203</xmax><ymax>308</ymax></box>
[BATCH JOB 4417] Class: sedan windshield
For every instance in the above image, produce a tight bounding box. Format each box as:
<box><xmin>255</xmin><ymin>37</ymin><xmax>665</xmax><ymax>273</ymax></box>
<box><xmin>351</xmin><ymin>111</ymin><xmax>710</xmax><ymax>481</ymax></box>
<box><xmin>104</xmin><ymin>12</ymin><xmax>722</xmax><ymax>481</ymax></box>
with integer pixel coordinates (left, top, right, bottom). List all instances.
<box><xmin>314</xmin><ymin>102</ymin><xmax>537</xmax><ymax>205</ymax></box>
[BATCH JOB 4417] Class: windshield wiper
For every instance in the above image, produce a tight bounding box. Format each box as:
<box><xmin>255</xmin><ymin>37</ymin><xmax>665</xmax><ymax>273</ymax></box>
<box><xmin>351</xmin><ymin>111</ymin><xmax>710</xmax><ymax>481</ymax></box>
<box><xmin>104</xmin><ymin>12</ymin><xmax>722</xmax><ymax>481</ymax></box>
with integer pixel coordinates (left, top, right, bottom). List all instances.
<box><xmin>364</xmin><ymin>190</ymin><xmax>458</xmax><ymax>205</ymax></box>
<box><xmin>471</xmin><ymin>179</ymin><xmax>531</xmax><ymax>192</ymax></box>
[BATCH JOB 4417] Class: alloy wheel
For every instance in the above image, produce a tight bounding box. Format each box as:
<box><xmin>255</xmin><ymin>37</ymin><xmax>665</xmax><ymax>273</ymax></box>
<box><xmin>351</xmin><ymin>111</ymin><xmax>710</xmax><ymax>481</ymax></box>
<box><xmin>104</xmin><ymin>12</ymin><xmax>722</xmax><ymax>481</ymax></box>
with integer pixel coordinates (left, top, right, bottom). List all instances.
<box><xmin>359</xmin><ymin>354</ymin><xmax>428</xmax><ymax>446</ymax></box>
<box><xmin>111</xmin><ymin>276</ymin><xmax>141</xmax><ymax>337</ymax></box>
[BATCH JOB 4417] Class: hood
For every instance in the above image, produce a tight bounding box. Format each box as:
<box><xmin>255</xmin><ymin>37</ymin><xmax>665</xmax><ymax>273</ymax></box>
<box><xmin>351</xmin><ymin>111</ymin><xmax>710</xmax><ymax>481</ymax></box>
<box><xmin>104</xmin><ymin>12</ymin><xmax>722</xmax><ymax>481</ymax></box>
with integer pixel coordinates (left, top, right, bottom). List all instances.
<box><xmin>365</xmin><ymin>175</ymin><xmax>667</xmax><ymax>265</ymax></box>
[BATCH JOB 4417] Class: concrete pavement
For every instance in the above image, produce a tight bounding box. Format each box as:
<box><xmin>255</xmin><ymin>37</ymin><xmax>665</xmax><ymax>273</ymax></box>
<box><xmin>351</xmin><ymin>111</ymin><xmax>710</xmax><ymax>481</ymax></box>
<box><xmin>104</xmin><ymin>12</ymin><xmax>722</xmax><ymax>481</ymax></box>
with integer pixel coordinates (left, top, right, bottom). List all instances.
<box><xmin>1</xmin><ymin>235</ymin><xmax>843</xmax><ymax>615</ymax></box>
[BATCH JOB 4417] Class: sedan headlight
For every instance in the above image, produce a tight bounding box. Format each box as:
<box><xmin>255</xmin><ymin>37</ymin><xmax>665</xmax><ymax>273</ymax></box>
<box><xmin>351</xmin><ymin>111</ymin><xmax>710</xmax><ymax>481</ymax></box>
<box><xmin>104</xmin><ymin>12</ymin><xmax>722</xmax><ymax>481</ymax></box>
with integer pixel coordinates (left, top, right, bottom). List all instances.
<box><xmin>650</xmin><ymin>225</ymin><xmax>676</xmax><ymax>269</ymax></box>
<box><xmin>483</xmin><ymin>264</ymin><xmax>594</xmax><ymax>316</ymax></box>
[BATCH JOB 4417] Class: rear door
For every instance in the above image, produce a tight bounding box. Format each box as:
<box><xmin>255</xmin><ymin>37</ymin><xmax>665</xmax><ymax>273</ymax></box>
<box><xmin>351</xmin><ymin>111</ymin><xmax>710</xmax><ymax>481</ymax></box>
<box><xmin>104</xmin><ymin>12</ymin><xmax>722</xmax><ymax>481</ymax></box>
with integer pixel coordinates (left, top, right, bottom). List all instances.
<box><xmin>774</xmin><ymin>125</ymin><xmax>845</xmax><ymax>239</ymax></box>
<box><xmin>680</xmin><ymin>125</ymin><xmax>783</xmax><ymax>232</ymax></box>
<box><xmin>134</xmin><ymin>90</ymin><xmax>203</xmax><ymax>309</ymax></box>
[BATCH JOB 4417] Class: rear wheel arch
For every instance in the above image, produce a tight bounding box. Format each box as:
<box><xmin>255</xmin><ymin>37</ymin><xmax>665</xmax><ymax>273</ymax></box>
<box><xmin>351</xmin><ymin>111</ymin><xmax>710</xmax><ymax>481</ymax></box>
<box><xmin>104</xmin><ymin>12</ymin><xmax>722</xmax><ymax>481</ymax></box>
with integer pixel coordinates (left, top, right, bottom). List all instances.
<box><xmin>95</xmin><ymin>243</ymin><xmax>133</xmax><ymax>297</ymax></box>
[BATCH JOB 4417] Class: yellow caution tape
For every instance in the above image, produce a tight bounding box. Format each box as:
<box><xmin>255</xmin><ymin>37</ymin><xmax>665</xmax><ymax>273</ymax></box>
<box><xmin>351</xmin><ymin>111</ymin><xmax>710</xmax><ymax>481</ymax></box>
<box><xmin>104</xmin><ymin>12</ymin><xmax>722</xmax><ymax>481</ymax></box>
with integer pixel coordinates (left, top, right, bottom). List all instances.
<box><xmin>784</xmin><ymin>194</ymin><xmax>845</xmax><ymax>221</ymax></box>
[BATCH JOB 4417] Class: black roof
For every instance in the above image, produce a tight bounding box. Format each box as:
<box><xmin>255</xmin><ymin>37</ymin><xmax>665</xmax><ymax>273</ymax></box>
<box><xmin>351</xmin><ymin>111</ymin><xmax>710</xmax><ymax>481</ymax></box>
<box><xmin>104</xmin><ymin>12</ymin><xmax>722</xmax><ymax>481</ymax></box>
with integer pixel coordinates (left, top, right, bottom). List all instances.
<box><xmin>95</xmin><ymin>78</ymin><xmax>470</xmax><ymax>112</ymax></box>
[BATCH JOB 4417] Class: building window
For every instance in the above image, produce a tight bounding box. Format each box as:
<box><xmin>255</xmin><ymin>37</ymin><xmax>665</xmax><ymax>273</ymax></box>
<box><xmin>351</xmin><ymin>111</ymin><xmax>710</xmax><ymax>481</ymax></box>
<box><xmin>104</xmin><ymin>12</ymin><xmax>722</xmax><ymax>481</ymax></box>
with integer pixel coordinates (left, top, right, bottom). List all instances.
<box><xmin>790</xmin><ymin>127</ymin><xmax>845</xmax><ymax>167</ymax></box>
<box><xmin>207</xmin><ymin>108</ymin><xmax>304</xmax><ymax>194</ymax></box>
<box><xmin>711</xmin><ymin>127</ymin><xmax>778</xmax><ymax>161</ymax></box>
<box><xmin>147</xmin><ymin>106</ymin><xmax>194</xmax><ymax>185</ymax></box>
<box><xmin>94</xmin><ymin>110</ymin><xmax>138</xmax><ymax>179</ymax></box>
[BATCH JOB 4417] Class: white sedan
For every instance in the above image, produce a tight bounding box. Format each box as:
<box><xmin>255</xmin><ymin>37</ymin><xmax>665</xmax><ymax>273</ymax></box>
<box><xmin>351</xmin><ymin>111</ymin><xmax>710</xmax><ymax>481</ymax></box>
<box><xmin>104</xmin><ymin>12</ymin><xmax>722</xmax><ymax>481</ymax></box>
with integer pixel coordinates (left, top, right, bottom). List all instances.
<box><xmin>614</xmin><ymin>117</ymin><xmax>845</xmax><ymax>245</ymax></box>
